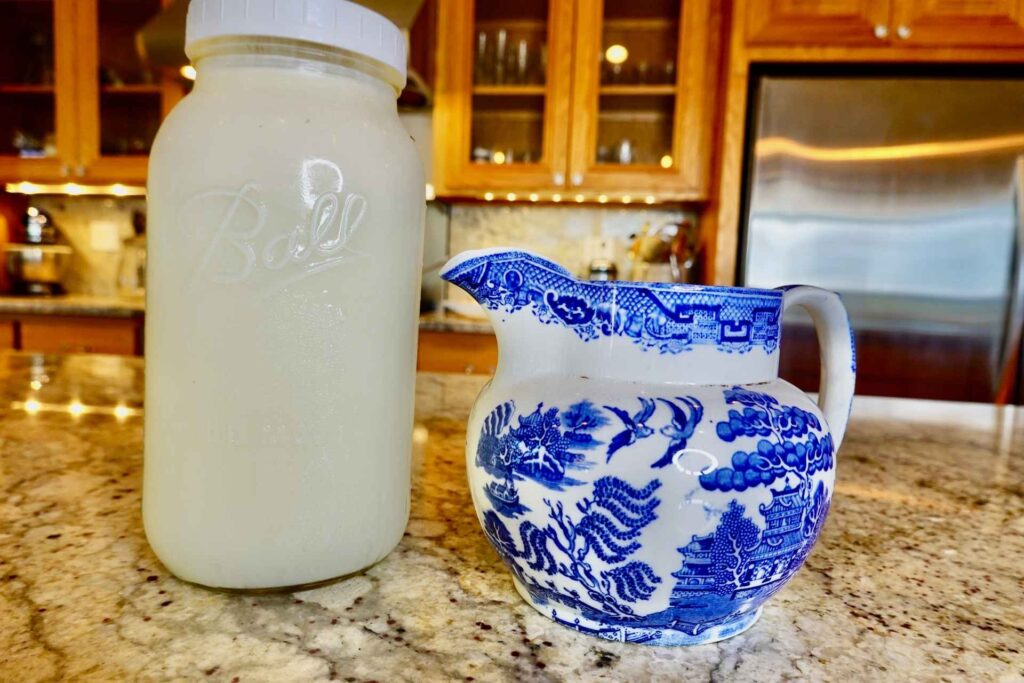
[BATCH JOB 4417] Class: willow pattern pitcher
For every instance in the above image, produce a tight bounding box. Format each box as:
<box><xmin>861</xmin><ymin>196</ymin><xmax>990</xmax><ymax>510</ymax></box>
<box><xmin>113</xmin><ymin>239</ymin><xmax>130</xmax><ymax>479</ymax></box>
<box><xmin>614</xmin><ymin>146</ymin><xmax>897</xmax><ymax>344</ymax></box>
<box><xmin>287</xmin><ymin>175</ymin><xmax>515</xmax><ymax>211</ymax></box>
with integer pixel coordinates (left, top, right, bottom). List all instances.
<box><xmin>441</xmin><ymin>248</ymin><xmax>856</xmax><ymax>646</ymax></box>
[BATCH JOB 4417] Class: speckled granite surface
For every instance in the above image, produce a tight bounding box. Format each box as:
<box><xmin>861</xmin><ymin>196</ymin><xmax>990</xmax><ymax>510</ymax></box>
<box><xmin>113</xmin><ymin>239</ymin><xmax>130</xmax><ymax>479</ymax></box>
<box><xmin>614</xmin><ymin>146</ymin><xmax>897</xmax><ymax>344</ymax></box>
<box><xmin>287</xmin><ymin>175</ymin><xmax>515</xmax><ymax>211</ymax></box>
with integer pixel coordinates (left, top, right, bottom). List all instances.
<box><xmin>0</xmin><ymin>295</ymin><xmax>144</xmax><ymax>318</ymax></box>
<box><xmin>1</xmin><ymin>352</ymin><xmax>1021</xmax><ymax>681</ymax></box>
<box><xmin>418</xmin><ymin>311</ymin><xmax>493</xmax><ymax>335</ymax></box>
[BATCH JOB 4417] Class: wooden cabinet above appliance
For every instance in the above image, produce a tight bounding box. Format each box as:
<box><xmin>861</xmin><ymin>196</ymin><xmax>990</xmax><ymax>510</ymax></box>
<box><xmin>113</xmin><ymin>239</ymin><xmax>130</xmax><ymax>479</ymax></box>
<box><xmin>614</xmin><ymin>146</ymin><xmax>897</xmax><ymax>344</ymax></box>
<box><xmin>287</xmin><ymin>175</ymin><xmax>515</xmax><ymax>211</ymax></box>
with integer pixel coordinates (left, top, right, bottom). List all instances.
<box><xmin>745</xmin><ymin>0</ymin><xmax>1024</xmax><ymax>48</ymax></box>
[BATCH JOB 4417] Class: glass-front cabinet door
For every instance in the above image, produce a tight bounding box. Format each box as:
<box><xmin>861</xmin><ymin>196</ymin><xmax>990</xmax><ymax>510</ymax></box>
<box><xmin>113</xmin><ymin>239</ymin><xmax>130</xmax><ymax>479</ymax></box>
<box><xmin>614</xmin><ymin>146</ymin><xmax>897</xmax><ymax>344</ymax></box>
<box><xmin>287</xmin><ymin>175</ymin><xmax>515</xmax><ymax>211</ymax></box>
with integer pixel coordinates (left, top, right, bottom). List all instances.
<box><xmin>568</xmin><ymin>0</ymin><xmax>717</xmax><ymax>200</ymax></box>
<box><xmin>76</xmin><ymin>0</ymin><xmax>184</xmax><ymax>183</ymax></box>
<box><xmin>435</xmin><ymin>0</ymin><xmax>575</xmax><ymax>196</ymax></box>
<box><xmin>0</xmin><ymin>0</ymin><xmax>76</xmax><ymax>180</ymax></box>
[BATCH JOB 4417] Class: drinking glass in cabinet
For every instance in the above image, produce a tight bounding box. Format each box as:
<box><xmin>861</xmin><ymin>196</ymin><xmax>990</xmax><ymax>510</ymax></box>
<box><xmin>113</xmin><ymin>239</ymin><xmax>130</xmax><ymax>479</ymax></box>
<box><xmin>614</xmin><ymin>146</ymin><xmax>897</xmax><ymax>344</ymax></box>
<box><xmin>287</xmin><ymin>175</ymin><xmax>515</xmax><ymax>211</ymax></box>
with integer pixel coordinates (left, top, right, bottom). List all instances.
<box><xmin>595</xmin><ymin>0</ymin><xmax>679</xmax><ymax>166</ymax></box>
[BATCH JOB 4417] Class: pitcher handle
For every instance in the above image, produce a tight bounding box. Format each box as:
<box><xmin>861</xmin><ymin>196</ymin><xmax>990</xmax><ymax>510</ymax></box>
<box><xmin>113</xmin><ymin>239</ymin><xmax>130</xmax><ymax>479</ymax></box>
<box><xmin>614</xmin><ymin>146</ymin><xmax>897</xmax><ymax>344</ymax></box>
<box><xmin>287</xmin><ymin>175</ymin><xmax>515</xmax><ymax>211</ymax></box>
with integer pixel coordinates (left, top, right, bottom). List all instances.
<box><xmin>779</xmin><ymin>286</ymin><xmax>857</xmax><ymax>449</ymax></box>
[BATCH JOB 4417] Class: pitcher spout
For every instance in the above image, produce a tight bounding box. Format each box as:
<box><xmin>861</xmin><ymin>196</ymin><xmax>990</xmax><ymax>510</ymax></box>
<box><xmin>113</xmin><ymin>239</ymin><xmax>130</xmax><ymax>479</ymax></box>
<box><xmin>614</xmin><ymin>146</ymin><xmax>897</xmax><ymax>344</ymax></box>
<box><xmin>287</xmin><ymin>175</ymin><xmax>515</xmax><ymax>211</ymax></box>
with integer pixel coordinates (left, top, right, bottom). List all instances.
<box><xmin>440</xmin><ymin>248</ymin><xmax>572</xmax><ymax>310</ymax></box>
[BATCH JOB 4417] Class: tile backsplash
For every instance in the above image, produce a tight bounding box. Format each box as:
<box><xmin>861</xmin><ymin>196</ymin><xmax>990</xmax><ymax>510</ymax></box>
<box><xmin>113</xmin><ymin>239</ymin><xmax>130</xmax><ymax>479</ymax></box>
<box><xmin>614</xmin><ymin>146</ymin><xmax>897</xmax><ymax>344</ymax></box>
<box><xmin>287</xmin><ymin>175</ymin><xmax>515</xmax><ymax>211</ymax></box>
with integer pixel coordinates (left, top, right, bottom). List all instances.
<box><xmin>11</xmin><ymin>197</ymin><xmax>693</xmax><ymax>306</ymax></box>
<box><xmin>26</xmin><ymin>196</ymin><xmax>146</xmax><ymax>296</ymax></box>
<box><xmin>444</xmin><ymin>204</ymin><xmax>693</xmax><ymax>312</ymax></box>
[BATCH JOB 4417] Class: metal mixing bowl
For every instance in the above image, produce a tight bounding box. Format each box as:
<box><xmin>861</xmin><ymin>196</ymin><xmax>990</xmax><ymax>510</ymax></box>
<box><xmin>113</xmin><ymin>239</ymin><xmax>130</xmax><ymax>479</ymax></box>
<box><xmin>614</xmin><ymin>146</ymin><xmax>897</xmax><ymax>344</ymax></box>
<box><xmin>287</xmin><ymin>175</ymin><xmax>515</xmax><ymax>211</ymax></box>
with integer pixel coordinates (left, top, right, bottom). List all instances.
<box><xmin>4</xmin><ymin>244</ymin><xmax>73</xmax><ymax>287</ymax></box>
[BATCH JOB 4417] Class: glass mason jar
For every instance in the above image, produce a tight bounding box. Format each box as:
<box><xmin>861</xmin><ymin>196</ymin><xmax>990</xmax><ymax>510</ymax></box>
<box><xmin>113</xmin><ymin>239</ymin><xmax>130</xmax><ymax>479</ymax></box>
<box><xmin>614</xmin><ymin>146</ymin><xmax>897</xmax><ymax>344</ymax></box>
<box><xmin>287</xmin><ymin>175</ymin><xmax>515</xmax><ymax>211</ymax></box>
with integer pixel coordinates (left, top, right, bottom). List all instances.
<box><xmin>144</xmin><ymin>1</ymin><xmax>424</xmax><ymax>590</ymax></box>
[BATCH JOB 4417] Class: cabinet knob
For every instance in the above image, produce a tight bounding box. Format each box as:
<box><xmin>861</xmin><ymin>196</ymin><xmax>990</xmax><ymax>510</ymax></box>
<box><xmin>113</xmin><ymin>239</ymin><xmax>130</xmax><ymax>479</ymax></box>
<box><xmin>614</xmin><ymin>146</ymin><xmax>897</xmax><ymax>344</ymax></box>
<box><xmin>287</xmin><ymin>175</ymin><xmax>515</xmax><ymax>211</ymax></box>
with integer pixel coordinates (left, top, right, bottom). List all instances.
<box><xmin>571</xmin><ymin>172</ymin><xmax>583</xmax><ymax>186</ymax></box>
<box><xmin>552</xmin><ymin>172</ymin><xmax>565</xmax><ymax>186</ymax></box>
<box><xmin>873</xmin><ymin>24</ymin><xmax>889</xmax><ymax>39</ymax></box>
<box><xmin>896</xmin><ymin>25</ymin><xmax>911</xmax><ymax>39</ymax></box>
<box><xmin>74</xmin><ymin>164</ymin><xmax>86</xmax><ymax>177</ymax></box>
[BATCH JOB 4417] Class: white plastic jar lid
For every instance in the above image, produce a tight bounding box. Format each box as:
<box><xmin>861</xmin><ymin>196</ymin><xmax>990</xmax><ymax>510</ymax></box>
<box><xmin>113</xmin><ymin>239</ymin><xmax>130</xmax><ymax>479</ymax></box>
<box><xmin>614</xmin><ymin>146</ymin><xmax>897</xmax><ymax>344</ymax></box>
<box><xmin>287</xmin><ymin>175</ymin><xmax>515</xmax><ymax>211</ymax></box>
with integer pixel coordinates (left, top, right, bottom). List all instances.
<box><xmin>185</xmin><ymin>0</ymin><xmax>406</xmax><ymax>83</ymax></box>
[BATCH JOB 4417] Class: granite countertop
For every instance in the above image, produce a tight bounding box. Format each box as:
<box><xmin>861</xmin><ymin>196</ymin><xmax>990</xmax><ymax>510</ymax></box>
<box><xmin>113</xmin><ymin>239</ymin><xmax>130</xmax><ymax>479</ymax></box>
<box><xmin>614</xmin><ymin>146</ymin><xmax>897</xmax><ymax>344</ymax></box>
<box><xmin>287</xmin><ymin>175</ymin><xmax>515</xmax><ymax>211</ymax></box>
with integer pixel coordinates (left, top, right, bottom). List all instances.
<box><xmin>1</xmin><ymin>352</ymin><xmax>1021</xmax><ymax>681</ymax></box>
<box><xmin>418</xmin><ymin>310</ymin><xmax>493</xmax><ymax>335</ymax></box>
<box><xmin>0</xmin><ymin>294</ymin><xmax>145</xmax><ymax>318</ymax></box>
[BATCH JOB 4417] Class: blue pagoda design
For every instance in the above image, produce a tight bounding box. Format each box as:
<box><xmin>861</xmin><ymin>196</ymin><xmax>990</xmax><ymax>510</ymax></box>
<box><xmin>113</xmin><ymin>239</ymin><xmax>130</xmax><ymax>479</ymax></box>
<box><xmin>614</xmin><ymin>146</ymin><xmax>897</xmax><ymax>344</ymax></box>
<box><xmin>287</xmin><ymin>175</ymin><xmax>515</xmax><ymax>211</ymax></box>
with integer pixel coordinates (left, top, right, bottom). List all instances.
<box><xmin>669</xmin><ymin>533</ymin><xmax>715</xmax><ymax>608</ymax></box>
<box><xmin>735</xmin><ymin>485</ymin><xmax>805</xmax><ymax>599</ymax></box>
<box><xmin>670</xmin><ymin>483</ymin><xmax>819</xmax><ymax>608</ymax></box>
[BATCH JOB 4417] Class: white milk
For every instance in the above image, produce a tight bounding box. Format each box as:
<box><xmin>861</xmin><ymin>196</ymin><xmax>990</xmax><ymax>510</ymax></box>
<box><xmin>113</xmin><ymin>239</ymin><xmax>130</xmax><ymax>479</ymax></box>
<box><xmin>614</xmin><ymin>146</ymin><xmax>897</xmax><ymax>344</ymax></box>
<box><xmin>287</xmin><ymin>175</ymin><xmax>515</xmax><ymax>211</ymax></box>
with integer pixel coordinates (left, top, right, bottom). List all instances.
<box><xmin>143</xmin><ymin>6</ymin><xmax>423</xmax><ymax>590</ymax></box>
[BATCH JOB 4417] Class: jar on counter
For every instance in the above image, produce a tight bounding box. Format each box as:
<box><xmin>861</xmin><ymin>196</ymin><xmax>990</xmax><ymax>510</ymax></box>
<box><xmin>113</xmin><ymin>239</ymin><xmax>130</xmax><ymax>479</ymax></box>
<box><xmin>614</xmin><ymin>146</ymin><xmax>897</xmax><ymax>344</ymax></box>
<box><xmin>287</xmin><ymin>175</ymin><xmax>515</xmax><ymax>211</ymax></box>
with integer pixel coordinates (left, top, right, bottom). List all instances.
<box><xmin>144</xmin><ymin>0</ymin><xmax>424</xmax><ymax>590</ymax></box>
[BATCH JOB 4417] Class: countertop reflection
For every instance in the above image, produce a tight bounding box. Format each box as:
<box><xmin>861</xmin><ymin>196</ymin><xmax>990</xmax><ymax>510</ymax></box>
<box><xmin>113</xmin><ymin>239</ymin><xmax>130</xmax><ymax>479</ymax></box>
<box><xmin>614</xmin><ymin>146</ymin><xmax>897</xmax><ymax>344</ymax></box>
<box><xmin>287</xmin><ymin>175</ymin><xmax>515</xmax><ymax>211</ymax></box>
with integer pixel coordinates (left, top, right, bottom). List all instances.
<box><xmin>0</xmin><ymin>352</ymin><xmax>1021</xmax><ymax>681</ymax></box>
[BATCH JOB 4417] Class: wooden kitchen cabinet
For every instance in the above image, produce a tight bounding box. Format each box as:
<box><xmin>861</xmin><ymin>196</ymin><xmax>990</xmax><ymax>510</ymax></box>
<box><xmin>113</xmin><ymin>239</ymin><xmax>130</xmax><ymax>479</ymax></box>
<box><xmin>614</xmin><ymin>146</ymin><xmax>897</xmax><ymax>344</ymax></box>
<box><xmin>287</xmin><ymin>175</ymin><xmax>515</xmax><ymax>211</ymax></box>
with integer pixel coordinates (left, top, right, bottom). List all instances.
<box><xmin>417</xmin><ymin>330</ymin><xmax>498</xmax><ymax>375</ymax></box>
<box><xmin>0</xmin><ymin>0</ymin><xmax>183</xmax><ymax>184</ymax></box>
<box><xmin>434</xmin><ymin>0</ymin><xmax>576</xmax><ymax>195</ymax></box>
<box><xmin>892</xmin><ymin>0</ymin><xmax>1024</xmax><ymax>46</ymax></box>
<box><xmin>569</xmin><ymin>0</ymin><xmax>720</xmax><ymax>197</ymax></box>
<box><xmin>746</xmin><ymin>0</ymin><xmax>1024</xmax><ymax>46</ymax></box>
<box><xmin>434</xmin><ymin>0</ymin><xmax>721</xmax><ymax>201</ymax></box>
<box><xmin>0</xmin><ymin>0</ymin><xmax>79</xmax><ymax>182</ymax></box>
<box><xmin>746</xmin><ymin>0</ymin><xmax>893</xmax><ymax>44</ymax></box>
<box><xmin>18</xmin><ymin>315</ymin><xmax>140</xmax><ymax>355</ymax></box>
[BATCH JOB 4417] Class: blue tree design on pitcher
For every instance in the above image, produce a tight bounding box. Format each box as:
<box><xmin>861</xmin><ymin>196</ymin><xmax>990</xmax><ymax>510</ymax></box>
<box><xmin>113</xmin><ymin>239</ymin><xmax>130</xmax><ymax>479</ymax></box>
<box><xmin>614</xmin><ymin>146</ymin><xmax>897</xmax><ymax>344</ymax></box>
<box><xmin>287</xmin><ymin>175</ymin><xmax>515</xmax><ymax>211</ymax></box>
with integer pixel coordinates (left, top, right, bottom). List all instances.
<box><xmin>664</xmin><ymin>386</ymin><xmax>835</xmax><ymax>624</ymax></box>
<box><xmin>699</xmin><ymin>386</ymin><xmax>834</xmax><ymax>500</ymax></box>
<box><xmin>476</xmin><ymin>400</ymin><xmax>607</xmax><ymax>517</ymax></box>
<box><xmin>482</xmin><ymin>476</ymin><xmax>663</xmax><ymax>619</ymax></box>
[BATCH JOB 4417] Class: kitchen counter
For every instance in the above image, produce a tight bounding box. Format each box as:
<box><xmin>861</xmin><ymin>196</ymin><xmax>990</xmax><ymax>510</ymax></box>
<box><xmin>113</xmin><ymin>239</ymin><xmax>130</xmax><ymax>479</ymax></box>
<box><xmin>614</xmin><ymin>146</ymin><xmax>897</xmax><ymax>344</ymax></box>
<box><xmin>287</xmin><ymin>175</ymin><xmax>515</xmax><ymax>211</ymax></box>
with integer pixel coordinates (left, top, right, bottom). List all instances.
<box><xmin>0</xmin><ymin>294</ymin><xmax>144</xmax><ymax>318</ymax></box>
<box><xmin>419</xmin><ymin>310</ymin><xmax>493</xmax><ymax>335</ymax></box>
<box><xmin>1</xmin><ymin>353</ymin><xmax>1021</xmax><ymax>681</ymax></box>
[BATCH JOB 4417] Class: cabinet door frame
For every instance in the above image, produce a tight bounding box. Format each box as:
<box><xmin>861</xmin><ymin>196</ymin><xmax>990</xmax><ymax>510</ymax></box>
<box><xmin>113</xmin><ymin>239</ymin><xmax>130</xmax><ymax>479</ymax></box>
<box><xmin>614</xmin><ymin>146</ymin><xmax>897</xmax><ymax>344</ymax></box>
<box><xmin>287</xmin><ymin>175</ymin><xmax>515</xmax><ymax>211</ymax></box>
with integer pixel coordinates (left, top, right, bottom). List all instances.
<box><xmin>893</xmin><ymin>0</ymin><xmax>1024</xmax><ymax>47</ymax></box>
<box><xmin>0</xmin><ymin>0</ymin><xmax>79</xmax><ymax>182</ymax></box>
<box><xmin>746</xmin><ymin>0</ymin><xmax>893</xmax><ymax>45</ymax></box>
<box><xmin>73</xmin><ymin>0</ymin><xmax>182</xmax><ymax>184</ymax></box>
<box><xmin>567</xmin><ymin>0</ymin><xmax>720</xmax><ymax>199</ymax></box>
<box><xmin>433</xmin><ymin>0</ymin><xmax>574</xmax><ymax>196</ymax></box>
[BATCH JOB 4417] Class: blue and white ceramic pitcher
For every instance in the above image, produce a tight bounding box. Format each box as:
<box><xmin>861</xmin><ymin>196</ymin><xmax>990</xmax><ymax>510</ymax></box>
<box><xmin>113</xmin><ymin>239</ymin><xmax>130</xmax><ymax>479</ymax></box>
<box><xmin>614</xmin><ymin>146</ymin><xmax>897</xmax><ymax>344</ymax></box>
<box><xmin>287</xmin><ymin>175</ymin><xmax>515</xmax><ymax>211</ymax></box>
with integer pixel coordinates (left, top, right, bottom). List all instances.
<box><xmin>441</xmin><ymin>248</ymin><xmax>856</xmax><ymax>646</ymax></box>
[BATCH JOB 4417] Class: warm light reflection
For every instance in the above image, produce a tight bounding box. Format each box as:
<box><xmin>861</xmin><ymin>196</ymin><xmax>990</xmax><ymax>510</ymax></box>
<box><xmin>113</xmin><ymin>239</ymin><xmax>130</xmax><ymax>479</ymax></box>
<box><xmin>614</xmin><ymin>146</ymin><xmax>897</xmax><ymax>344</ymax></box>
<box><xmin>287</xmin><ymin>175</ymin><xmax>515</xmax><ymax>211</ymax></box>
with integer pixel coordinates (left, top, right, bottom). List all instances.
<box><xmin>552</xmin><ymin>194</ymin><xmax>562</xmax><ymax>202</ymax></box>
<box><xmin>27</xmin><ymin>206</ymin><xmax>39</xmax><ymax>217</ymax></box>
<box><xmin>529</xmin><ymin>193</ymin><xmax>539</xmax><ymax>202</ymax></box>
<box><xmin>575</xmin><ymin>194</ymin><xmax>584</xmax><ymax>203</ymax></box>
<box><xmin>424</xmin><ymin>183</ymin><xmax>435</xmax><ymax>201</ymax></box>
<box><xmin>483</xmin><ymin>192</ymin><xmax>494</xmax><ymax>201</ymax></box>
<box><xmin>756</xmin><ymin>133</ymin><xmax>1024</xmax><ymax>163</ymax></box>
<box><xmin>12</xmin><ymin>399</ymin><xmax>142</xmax><ymax>418</ymax></box>
<box><xmin>622</xmin><ymin>195</ymin><xmax>632</xmax><ymax>204</ymax></box>
<box><xmin>605</xmin><ymin>44</ymin><xmax>629</xmax><ymax>65</ymax></box>
<box><xmin>180</xmin><ymin>65</ymin><xmax>197</xmax><ymax>81</ymax></box>
<box><xmin>660</xmin><ymin>154</ymin><xmax>673</xmax><ymax>168</ymax></box>
<box><xmin>30</xmin><ymin>380</ymin><xmax>42</xmax><ymax>390</ymax></box>
<box><xmin>506</xmin><ymin>192</ymin><xmax>516</xmax><ymax>201</ymax></box>
<box><xmin>645</xmin><ymin>196</ymin><xmax>656</xmax><ymax>204</ymax></box>
<box><xmin>492</xmin><ymin>150</ymin><xmax>506</xmax><ymax>164</ymax></box>
<box><xmin>5</xmin><ymin>182</ymin><xmax>146</xmax><ymax>197</ymax></box>
<box><xmin>598</xmin><ymin>195</ymin><xmax>608</xmax><ymax>203</ymax></box>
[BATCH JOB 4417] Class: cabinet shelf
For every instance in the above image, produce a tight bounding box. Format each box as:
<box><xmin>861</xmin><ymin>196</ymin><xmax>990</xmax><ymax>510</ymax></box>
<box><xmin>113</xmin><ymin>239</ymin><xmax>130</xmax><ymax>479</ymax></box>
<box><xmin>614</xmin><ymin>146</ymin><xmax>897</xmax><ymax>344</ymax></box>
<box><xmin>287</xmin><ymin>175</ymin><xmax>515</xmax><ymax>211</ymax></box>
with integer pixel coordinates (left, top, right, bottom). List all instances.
<box><xmin>101</xmin><ymin>84</ymin><xmax>162</xmax><ymax>95</ymax></box>
<box><xmin>473</xmin><ymin>84</ymin><xmax>546</xmax><ymax>96</ymax></box>
<box><xmin>598</xmin><ymin>84</ymin><xmax>675</xmax><ymax>95</ymax></box>
<box><xmin>0</xmin><ymin>84</ymin><xmax>54</xmax><ymax>95</ymax></box>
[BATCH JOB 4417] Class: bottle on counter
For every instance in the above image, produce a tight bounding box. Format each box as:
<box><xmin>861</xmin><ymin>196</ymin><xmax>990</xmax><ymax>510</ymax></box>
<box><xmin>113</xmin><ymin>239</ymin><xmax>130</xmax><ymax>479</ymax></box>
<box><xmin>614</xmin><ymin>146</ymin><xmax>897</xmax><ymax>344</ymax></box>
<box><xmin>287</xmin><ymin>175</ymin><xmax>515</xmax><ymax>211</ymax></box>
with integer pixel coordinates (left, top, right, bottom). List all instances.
<box><xmin>144</xmin><ymin>0</ymin><xmax>424</xmax><ymax>590</ymax></box>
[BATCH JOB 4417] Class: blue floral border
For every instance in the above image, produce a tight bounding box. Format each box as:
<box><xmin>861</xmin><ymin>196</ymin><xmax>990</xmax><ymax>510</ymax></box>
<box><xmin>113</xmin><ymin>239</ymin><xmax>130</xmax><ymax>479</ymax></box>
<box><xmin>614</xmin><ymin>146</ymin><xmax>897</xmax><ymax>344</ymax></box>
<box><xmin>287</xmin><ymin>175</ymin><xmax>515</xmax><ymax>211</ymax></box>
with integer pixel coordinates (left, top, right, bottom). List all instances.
<box><xmin>442</xmin><ymin>251</ymin><xmax>782</xmax><ymax>355</ymax></box>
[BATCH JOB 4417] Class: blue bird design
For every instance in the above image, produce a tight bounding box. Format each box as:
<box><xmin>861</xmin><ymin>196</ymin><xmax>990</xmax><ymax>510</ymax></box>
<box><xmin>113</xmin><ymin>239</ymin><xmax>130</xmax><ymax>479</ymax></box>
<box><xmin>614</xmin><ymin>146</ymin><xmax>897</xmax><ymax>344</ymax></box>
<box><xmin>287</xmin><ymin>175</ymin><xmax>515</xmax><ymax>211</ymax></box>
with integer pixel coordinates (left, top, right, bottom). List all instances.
<box><xmin>604</xmin><ymin>398</ymin><xmax>656</xmax><ymax>462</ymax></box>
<box><xmin>651</xmin><ymin>396</ymin><xmax>704</xmax><ymax>468</ymax></box>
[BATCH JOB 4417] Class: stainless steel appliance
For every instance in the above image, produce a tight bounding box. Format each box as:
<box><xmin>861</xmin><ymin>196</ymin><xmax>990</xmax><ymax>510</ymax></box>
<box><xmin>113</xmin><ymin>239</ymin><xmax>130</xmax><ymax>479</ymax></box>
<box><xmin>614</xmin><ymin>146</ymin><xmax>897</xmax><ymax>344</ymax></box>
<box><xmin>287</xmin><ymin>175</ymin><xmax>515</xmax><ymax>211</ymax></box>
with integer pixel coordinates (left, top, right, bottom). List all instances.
<box><xmin>741</xmin><ymin>73</ymin><xmax>1024</xmax><ymax>402</ymax></box>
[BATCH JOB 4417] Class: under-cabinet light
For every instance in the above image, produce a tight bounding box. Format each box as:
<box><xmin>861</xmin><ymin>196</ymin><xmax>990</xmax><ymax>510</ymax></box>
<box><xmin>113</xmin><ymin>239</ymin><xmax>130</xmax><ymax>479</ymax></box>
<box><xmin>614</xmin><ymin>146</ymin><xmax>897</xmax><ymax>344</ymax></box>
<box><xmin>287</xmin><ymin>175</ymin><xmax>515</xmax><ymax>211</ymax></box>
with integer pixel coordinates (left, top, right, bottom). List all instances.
<box><xmin>529</xmin><ymin>193</ymin><xmax>539</xmax><ymax>202</ymax></box>
<box><xmin>552</xmin><ymin>194</ymin><xmax>562</xmax><ymax>202</ymax></box>
<box><xmin>5</xmin><ymin>182</ymin><xmax>146</xmax><ymax>197</ymax></box>
<box><xmin>645</xmin><ymin>196</ymin><xmax>656</xmax><ymax>204</ymax></box>
<box><xmin>506</xmin><ymin>192</ymin><xmax>516</xmax><ymax>201</ymax></box>
<box><xmin>483</xmin><ymin>192</ymin><xmax>494</xmax><ymax>201</ymax></box>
